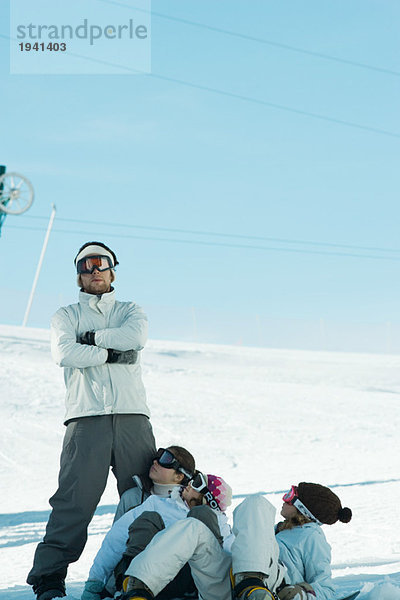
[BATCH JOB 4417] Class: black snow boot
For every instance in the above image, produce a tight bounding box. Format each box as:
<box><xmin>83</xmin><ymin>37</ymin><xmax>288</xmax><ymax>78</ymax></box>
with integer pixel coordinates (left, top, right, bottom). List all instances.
<box><xmin>33</xmin><ymin>573</ymin><xmax>66</xmax><ymax>600</ymax></box>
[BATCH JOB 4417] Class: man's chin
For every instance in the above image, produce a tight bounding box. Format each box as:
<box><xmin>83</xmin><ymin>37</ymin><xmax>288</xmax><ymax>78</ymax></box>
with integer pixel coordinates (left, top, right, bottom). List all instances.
<box><xmin>84</xmin><ymin>284</ymin><xmax>111</xmax><ymax>295</ymax></box>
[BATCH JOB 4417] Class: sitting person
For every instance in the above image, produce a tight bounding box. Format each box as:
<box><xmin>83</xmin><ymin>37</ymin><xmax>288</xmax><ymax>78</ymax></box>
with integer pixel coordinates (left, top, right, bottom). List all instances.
<box><xmin>114</xmin><ymin>446</ymin><xmax>195</xmax><ymax>521</ymax></box>
<box><xmin>121</xmin><ymin>481</ymin><xmax>352</xmax><ymax>600</ymax></box>
<box><xmin>81</xmin><ymin>470</ymin><xmax>233</xmax><ymax>600</ymax></box>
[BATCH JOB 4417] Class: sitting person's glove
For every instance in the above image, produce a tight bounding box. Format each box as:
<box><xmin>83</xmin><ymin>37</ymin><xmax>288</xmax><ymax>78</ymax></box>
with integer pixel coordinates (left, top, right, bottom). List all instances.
<box><xmin>77</xmin><ymin>331</ymin><xmax>96</xmax><ymax>345</ymax></box>
<box><xmin>81</xmin><ymin>579</ymin><xmax>106</xmax><ymax>600</ymax></box>
<box><xmin>106</xmin><ymin>349</ymin><xmax>138</xmax><ymax>364</ymax></box>
<box><xmin>278</xmin><ymin>582</ymin><xmax>316</xmax><ymax>600</ymax></box>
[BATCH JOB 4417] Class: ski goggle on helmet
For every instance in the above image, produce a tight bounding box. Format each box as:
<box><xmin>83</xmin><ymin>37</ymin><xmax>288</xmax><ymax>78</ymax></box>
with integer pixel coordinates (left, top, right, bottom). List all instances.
<box><xmin>154</xmin><ymin>448</ymin><xmax>193</xmax><ymax>480</ymax></box>
<box><xmin>76</xmin><ymin>255</ymin><xmax>114</xmax><ymax>274</ymax></box>
<box><xmin>190</xmin><ymin>471</ymin><xmax>221</xmax><ymax>512</ymax></box>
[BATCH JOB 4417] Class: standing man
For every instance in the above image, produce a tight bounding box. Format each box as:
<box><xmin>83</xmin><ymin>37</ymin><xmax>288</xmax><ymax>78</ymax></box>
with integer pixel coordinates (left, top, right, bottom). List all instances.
<box><xmin>27</xmin><ymin>241</ymin><xmax>156</xmax><ymax>600</ymax></box>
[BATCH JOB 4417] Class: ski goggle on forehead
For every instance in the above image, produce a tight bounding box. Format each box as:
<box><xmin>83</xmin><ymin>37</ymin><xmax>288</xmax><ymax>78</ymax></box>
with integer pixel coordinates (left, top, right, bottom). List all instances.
<box><xmin>282</xmin><ymin>485</ymin><xmax>298</xmax><ymax>504</ymax></box>
<box><xmin>190</xmin><ymin>471</ymin><xmax>221</xmax><ymax>512</ymax></box>
<box><xmin>76</xmin><ymin>255</ymin><xmax>114</xmax><ymax>274</ymax></box>
<box><xmin>282</xmin><ymin>484</ymin><xmax>322</xmax><ymax>525</ymax></box>
<box><xmin>155</xmin><ymin>448</ymin><xmax>193</xmax><ymax>480</ymax></box>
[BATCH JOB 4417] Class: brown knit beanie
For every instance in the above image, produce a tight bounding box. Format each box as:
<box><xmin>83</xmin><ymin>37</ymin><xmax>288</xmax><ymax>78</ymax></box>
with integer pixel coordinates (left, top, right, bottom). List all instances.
<box><xmin>297</xmin><ymin>482</ymin><xmax>352</xmax><ymax>525</ymax></box>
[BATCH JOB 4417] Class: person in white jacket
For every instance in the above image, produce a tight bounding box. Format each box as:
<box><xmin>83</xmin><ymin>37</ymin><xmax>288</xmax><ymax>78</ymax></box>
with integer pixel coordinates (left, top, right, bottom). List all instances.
<box><xmin>122</xmin><ymin>481</ymin><xmax>352</xmax><ymax>600</ymax></box>
<box><xmin>114</xmin><ymin>446</ymin><xmax>196</xmax><ymax>522</ymax></box>
<box><xmin>111</xmin><ymin>446</ymin><xmax>196</xmax><ymax>593</ymax></box>
<box><xmin>81</xmin><ymin>472</ymin><xmax>234</xmax><ymax>600</ymax></box>
<box><xmin>27</xmin><ymin>241</ymin><xmax>157</xmax><ymax>600</ymax></box>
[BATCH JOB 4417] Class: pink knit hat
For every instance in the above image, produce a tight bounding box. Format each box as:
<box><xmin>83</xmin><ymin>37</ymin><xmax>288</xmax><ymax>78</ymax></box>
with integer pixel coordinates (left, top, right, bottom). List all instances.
<box><xmin>206</xmin><ymin>474</ymin><xmax>232</xmax><ymax>512</ymax></box>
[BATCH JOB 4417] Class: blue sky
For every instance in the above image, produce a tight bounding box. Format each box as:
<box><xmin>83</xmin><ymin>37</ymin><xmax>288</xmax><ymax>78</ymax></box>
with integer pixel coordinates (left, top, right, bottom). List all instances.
<box><xmin>1</xmin><ymin>0</ymin><xmax>399</xmax><ymax>351</ymax></box>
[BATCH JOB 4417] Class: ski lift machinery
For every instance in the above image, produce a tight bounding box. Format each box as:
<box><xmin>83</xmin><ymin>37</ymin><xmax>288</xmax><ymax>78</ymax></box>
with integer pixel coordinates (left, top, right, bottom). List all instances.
<box><xmin>0</xmin><ymin>169</ymin><xmax>34</xmax><ymax>217</ymax></box>
<box><xmin>0</xmin><ymin>166</ymin><xmax>56</xmax><ymax>326</ymax></box>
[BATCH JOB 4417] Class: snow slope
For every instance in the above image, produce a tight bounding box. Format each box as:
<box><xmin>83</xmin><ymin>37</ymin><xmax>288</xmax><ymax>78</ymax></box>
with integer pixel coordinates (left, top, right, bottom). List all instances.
<box><xmin>1</xmin><ymin>325</ymin><xmax>399</xmax><ymax>599</ymax></box>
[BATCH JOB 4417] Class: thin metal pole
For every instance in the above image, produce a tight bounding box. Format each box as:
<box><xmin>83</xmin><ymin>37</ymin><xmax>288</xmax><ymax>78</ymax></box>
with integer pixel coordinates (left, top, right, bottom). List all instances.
<box><xmin>22</xmin><ymin>204</ymin><xmax>56</xmax><ymax>327</ymax></box>
<box><xmin>191</xmin><ymin>306</ymin><xmax>198</xmax><ymax>342</ymax></box>
<box><xmin>0</xmin><ymin>165</ymin><xmax>6</xmax><ymax>237</ymax></box>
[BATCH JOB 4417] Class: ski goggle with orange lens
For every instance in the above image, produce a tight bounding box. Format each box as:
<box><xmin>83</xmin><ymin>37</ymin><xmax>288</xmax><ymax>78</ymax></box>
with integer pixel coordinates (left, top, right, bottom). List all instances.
<box><xmin>76</xmin><ymin>255</ymin><xmax>114</xmax><ymax>274</ymax></box>
<box><xmin>282</xmin><ymin>485</ymin><xmax>298</xmax><ymax>504</ymax></box>
<box><xmin>155</xmin><ymin>448</ymin><xmax>193</xmax><ymax>480</ymax></box>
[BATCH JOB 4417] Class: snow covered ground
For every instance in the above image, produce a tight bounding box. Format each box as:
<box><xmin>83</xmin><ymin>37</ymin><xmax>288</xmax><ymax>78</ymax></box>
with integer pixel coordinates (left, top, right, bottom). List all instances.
<box><xmin>1</xmin><ymin>324</ymin><xmax>399</xmax><ymax>599</ymax></box>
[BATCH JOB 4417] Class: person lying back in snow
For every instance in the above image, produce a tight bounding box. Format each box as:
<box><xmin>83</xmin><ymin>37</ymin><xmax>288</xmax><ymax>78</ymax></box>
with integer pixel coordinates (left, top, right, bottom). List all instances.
<box><xmin>82</xmin><ymin>445</ymin><xmax>196</xmax><ymax>598</ymax></box>
<box><xmin>114</xmin><ymin>445</ymin><xmax>195</xmax><ymax>522</ymax></box>
<box><xmin>121</xmin><ymin>480</ymin><xmax>352</xmax><ymax>600</ymax></box>
<box><xmin>81</xmin><ymin>470</ymin><xmax>233</xmax><ymax>600</ymax></box>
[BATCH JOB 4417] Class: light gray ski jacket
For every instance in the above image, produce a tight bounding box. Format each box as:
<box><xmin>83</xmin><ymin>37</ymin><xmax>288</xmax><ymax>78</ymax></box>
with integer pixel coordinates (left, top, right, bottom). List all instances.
<box><xmin>51</xmin><ymin>289</ymin><xmax>150</xmax><ymax>423</ymax></box>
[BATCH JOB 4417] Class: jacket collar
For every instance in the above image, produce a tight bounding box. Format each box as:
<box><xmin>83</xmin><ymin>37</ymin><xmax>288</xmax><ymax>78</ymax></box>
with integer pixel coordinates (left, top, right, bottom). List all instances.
<box><xmin>79</xmin><ymin>288</ymin><xmax>116</xmax><ymax>312</ymax></box>
<box><xmin>152</xmin><ymin>482</ymin><xmax>181</xmax><ymax>498</ymax></box>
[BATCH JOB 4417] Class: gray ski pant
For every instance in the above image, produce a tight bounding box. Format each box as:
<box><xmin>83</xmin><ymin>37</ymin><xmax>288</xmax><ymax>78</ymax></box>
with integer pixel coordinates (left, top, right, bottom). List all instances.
<box><xmin>27</xmin><ymin>414</ymin><xmax>156</xmax><ymax>585</ymax></box>
<box><xmin>127</xmin><ymin>496</ymin><xmax>286</xmax><ymax>600</ymax></box>
<box><xmin>113</xmin><ymin>506</ymin><xmax>221</xmax><ymax>597</ymax></box>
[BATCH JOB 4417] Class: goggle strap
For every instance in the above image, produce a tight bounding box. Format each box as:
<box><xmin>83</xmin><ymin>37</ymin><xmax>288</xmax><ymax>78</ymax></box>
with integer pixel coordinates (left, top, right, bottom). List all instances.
<box><xmin>179</xmin><ymin>466</ymin><xmax>193</xmax><ymax>479</ymax></box>
<box><xmin>202</xmin><ymin>489</ymin><xmax>221</xmax><ymax>512</ymax></box>
<box><xmin>292</xmin><ymin>498</ymin><xmax>322</xmax><ymax>525</ymax></box>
